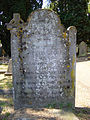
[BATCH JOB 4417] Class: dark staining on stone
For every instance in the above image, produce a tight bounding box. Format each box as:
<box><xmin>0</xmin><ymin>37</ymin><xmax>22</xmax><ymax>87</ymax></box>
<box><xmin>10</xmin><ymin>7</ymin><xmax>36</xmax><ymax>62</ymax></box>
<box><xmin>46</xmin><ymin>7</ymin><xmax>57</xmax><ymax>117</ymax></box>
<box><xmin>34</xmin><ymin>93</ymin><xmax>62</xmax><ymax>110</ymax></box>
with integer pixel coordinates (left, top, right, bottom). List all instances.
<box><xmin>19</xmin><ymin>20</ymin><xmax>23</xmax><ymax>24</ymax></box>
<box><xmin>68</xmin><ymin>80</ymin><xmax>71</xmax><ymax>83</ymax></box>
<box><xmin>23</xmin><ymin>29</ymin><xmax>28</xmax><ymax>33</ymax></box>
<box><xmin>16</xmin><ymin>82</ymin><xmax>19</xmax><ymax>85</ymax></box>
<box><xmin>22</xmin><ymin>42</ymin><xmax>26</xmax><ymax>46</ymax></box>
<box><xmin>67</xmin><ymin>86</ymin><xmax>70</xmax><ymax>89</ymax></box>
<box><xmin>23</xmin><ymin>46</ymin><xmax>27</xmax><ymax>51</ymax></box>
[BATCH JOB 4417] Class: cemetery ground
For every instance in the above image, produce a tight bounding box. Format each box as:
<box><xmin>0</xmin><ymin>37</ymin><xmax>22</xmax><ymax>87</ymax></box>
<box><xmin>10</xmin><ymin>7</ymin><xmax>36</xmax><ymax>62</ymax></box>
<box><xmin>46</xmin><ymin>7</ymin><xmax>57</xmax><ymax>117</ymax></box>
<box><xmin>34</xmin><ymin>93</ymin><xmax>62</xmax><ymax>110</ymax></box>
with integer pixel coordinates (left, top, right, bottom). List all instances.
<box><xmin>0</xmin><ymin>62</ymin><xmax>90</xmax><ymax>120</ymax></box>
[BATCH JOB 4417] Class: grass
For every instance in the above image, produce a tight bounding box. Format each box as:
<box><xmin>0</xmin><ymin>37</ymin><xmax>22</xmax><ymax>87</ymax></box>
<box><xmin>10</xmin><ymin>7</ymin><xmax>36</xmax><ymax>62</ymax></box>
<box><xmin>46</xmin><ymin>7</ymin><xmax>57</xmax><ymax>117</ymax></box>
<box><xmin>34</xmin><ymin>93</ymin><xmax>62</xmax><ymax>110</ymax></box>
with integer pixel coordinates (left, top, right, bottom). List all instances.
<box><xmin>0</xmin><ymin>64</ymin><xmax>13</xmax><ymax>119</ymax></box>
<box><xmin>74</xmin><ymin>108</ymin><xmax>90</xmax><ymax>120</ymax></box>
<box><xmin>0</xmin><ymin>64</ymin><xmax>90</xmax><ymax>120</ymax></box>
<box><xmin>0</xmin><ymin>64</ymin><xmax>8</xmax><ymax>70</ymax></box>
<box><xmin>46</xmin><ymin>103</ymin><xmax>90</xmax><ymax>120</ymax></box>
<box><xmin>47</xmin><ymin>103</ymin><xmax>56</xmax><ymax>109</ymax></box>
<box><xmin>0</xmin><ymin>76</ymin><xmax>12</xmax><ymax>89</ymax></box>
<box><xmin>0</xmin><ymin>95</ymin><xmax>14</xmax><ymax>120</ymax></box>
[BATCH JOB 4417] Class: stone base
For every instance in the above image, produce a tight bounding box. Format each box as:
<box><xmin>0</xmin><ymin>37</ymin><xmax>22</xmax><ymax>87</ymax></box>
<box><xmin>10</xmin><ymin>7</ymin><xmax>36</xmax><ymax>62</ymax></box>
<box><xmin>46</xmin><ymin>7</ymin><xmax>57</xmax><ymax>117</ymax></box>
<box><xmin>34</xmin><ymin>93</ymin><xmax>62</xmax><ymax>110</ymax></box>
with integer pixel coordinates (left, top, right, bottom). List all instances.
<box><xmin>8</xmin><ymin>108</ymin><xmax>79</xmax><ymax>120</ymax></box>
<box><xmin>4</xmin><ymin>72</ymin><xmax>12</xmax><ymax>76</ymax></box>
<box><xmin>14</xmin><ymin>96</ymin><xmax>75</xmax><ymax>110</ymax></box>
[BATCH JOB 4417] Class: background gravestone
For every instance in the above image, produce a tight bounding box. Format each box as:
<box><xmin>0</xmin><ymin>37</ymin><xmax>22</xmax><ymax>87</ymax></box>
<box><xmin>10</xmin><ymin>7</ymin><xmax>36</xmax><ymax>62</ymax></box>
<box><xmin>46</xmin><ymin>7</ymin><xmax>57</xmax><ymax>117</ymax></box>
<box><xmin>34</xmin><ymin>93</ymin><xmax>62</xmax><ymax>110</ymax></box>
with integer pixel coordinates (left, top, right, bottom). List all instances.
<box><xmin>79</xmin><ymin>41</ymin><xmax>87</xmax><ymax>57</ymax></box>
<box><xmin>7</xmin><ymin>9</ymin><xmax>77</xmax><ymax>109</ymax></box>
<box><xmin>76</xmin><ymin>45</ymin><xmax>79</xmax><ymax>55</ymax></box>
<box><xmin>0</xmin><ymin>43</ymin><xmax>2</xmax><ymax>57</ymax></box>
<box><xmin>5</xmin><ymin>59</ymin><xmax>12</xmax><ymax>76</ymax></box>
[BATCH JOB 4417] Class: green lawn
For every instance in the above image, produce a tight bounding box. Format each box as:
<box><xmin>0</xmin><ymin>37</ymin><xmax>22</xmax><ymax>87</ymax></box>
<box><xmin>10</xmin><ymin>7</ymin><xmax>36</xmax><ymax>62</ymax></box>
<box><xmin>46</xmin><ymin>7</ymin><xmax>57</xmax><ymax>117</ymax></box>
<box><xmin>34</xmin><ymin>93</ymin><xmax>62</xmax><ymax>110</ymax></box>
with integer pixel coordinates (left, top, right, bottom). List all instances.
<box><xmin>0</xmin><ymin>64</ymin><xmax>13</xmax><ymax>120</ymax></box>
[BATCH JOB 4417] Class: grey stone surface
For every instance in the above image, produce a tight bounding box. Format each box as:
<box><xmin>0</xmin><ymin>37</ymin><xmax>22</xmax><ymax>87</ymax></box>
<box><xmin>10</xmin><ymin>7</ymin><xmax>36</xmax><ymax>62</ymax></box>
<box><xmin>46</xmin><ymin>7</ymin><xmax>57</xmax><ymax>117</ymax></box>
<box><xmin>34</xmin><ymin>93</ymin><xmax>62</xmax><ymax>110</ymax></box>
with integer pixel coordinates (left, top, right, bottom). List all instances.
<box><xmin>5</xmin><ymin>59</ymin><xmax>12</xmax><ymax>76</ymax></box>
<box><xmin>7</xmin><ymin>59</ymin><xmax>12</xmax><ymax>73</ymax></box>
<box><xmin>76</xmin><ymin>45</ymin><xmax>78</xmax><ymax>54</ymax></box>
<box><xmin>79</xmin><ymin>41</ymin><xmax>87</xmax><ymax>56</ymax></box>
<box><xmin>7</xmin><ymin>9</ymin><xmax>77</xmax><ymax>109</ymax></box>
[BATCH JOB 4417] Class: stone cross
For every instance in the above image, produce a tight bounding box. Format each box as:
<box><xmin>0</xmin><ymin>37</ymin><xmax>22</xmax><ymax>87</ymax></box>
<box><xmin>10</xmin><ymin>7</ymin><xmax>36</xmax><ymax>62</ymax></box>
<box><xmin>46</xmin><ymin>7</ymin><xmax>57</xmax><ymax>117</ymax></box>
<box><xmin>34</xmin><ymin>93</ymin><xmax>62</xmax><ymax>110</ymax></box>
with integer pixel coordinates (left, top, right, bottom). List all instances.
<box><xmin>7</xmin><ymin>13</ymin><xmax>24</xmax><ymax>30</ymax></box>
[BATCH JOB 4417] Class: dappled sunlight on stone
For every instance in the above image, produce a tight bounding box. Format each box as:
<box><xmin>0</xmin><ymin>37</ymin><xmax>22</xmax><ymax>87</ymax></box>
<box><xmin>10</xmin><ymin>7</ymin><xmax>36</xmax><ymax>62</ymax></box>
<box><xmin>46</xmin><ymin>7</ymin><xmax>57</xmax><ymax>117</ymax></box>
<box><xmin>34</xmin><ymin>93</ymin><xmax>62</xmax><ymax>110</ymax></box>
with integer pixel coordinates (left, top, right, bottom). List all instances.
<box><xmin>7</xmin><ymin>9</ymin><xmax>77</xmax><ymax>109</ymax></box>
<box><xmin>8</xmin><ymin>108</ymin><xmax>79</xmax><ymax>120</ymax></box>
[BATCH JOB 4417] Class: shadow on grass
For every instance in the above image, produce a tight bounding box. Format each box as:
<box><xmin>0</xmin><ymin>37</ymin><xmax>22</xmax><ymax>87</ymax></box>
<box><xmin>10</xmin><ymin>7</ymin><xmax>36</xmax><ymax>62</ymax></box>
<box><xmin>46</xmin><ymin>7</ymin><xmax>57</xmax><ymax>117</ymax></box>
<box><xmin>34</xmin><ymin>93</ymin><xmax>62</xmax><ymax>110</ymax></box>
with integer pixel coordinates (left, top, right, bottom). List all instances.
<box><xmin>61</xmin><ymin>106</ymin><xmax>90</xmax><ymax>120</ymax></box>
<box><xmin>74</xmin><ymin>107</ymin><xmax>90</xmax><ymax>120</ymax></box>
<box><xmin>76</xmin><ymin>56</ymin><xmax>90</xmax><ymax>62</ymax></box>
<box><xmin>0</xmin><ymin>76</ymin><xmax>12</xmax><ymax>90</ymax></box>
<box><xmin>0</xmin><ymin>89</ymin><xmax>13</xmax><ymax>95</ymax></box>
<box><xmin>0</xmin><ymin>101</ymin><xmax>90</xmax><ymax>120</ymax></box>
<box><xmin>0</xmin><ymin>94</ymin><xmax>13</xmax><ymax>120</ymax></box>
<box><xmin>0</xmin><ymin>100</ymin><xmax>13</xmax><ymax>107</ymax></box>
<box><xmin>8</xmin><ymin>107</ymin><xmax>90</xmax><ymax>120</ymax></box>
<box><xmin>0</xmin><ymin>78</ymin><xmax>7</xmax><ymax>82</ymax></box>
<box><xmin>45</xmin><ymin>102</ymin><xmax>90</xmax><ymax>120</ymax></box>
<box><xmin>8</xmin><ymin>108</ymin><xmax>59</xmax><ymax>120</ymax></box>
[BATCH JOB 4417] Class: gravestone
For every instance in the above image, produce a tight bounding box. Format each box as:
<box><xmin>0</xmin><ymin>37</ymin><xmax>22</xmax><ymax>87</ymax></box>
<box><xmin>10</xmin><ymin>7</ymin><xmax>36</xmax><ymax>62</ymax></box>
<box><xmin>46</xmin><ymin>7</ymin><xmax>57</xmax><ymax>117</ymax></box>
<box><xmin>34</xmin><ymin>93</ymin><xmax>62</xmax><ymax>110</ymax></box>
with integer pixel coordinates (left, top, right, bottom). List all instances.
<box><xmin>79</xmin><ymin>41</ymin><xmax>87</xmax><ymax>56</ymax></box>
<box><xmin>0</xmin><ymin>43</ymin><xmax>2</xmax><ymax>57</ymax></box>
<box><xmin>7</xmin><ymin>9</ymin><xmax>77</xmax><ymax>109</ymax></box>
<box><xmin>5</xmin><ymin>59</ymin><xmax>12</xmax><ymax>76</ymax></box>
<box><xmin>76</xmin><ymin>45</ymin><xmax>78</xmax><ymax>54</ymax></box>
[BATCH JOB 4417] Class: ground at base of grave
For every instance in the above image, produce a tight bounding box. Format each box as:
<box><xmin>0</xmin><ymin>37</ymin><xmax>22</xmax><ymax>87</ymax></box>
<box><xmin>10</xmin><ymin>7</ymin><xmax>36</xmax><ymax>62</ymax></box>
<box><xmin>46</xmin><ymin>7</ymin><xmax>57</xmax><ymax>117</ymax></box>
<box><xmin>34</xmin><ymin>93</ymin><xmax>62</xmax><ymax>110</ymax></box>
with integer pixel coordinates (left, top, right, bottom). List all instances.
<box><xmin>0</xmin><ymin>61</ymin><xmax>90</xmax><ymax>120</ymax></box>
<box><xmin>7</xmin><ymin>108</ymin><xmax>83</xmax><ymax>120</ymax></box>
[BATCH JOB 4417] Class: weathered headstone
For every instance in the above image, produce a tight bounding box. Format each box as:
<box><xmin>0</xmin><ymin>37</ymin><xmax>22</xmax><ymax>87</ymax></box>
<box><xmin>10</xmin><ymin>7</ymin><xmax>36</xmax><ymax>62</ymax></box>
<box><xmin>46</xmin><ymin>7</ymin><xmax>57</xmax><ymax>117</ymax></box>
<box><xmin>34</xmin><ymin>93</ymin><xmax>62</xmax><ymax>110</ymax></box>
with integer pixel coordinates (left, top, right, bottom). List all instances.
<box><xmin>7</xmin><ymin>9</ymin><xmax>77</xmax><ymax>109</ymax></box>
<box><xmin>0</xmin><ymin>43</ymin><xmax>2</xmax><ymax>57</ymax></box>
<box><xmin>76</xmin><ymin>45</ymin><xmax>78</xmax><ymax>54</ymax></box>
<box><xmin>79</xmin><ymin>41</ymin><xmax>87</xmax><ymax>56</ymax></box>
<box><xmin>5</xmin><ymin>59</ymin><xmax>12</xmax><ymax>76</ymax></box>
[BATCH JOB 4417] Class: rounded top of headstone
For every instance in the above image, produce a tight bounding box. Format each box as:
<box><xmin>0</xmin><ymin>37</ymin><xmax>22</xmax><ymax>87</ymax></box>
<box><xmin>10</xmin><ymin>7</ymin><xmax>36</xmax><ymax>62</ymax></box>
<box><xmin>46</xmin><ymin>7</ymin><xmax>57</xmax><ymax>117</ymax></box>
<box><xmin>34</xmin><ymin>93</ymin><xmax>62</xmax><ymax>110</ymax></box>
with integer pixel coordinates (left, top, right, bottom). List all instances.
<box><xmin>25</xmin><ymin>9</ymin><xmax>64</xmax><ymax>35</ymax></box>
<box><xmin>80</xmin><ymin>41</ymin><xmax>86</xmax><ymax>45</ymax></box>
<box><xmin>13</xmin><ymin>13</ymin><xmax>20</xmax><ymax>21</ymax></box>
<box><xmin>79</xmin><ymin>41</ymin><xmax>87</xmax><ymax>47</ymax></box>
<box><xmin>27</xmin><ymin>9</ymin><xmax>61</xmax><ymax>24</ymax></box>
<box><xmin>67</xmin><ymin>26</ymin><xmax>77</xmax><ymax>34</ymax></box>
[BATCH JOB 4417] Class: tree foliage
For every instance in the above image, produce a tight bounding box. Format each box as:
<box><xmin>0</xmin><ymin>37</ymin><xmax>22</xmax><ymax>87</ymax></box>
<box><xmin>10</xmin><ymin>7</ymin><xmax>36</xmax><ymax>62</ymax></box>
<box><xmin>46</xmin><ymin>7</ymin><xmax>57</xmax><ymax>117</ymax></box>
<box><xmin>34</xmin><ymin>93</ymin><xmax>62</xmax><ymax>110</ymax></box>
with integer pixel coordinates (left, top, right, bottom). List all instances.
<box><xmin>50</xmin><ymin>0</ymin><xmax>90</xmax><ymax>44</ymax></box>
<box><xmin>0</xmin><ymin>0</ymin><xmax>42</xmax><ymax>56</ymax></box>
